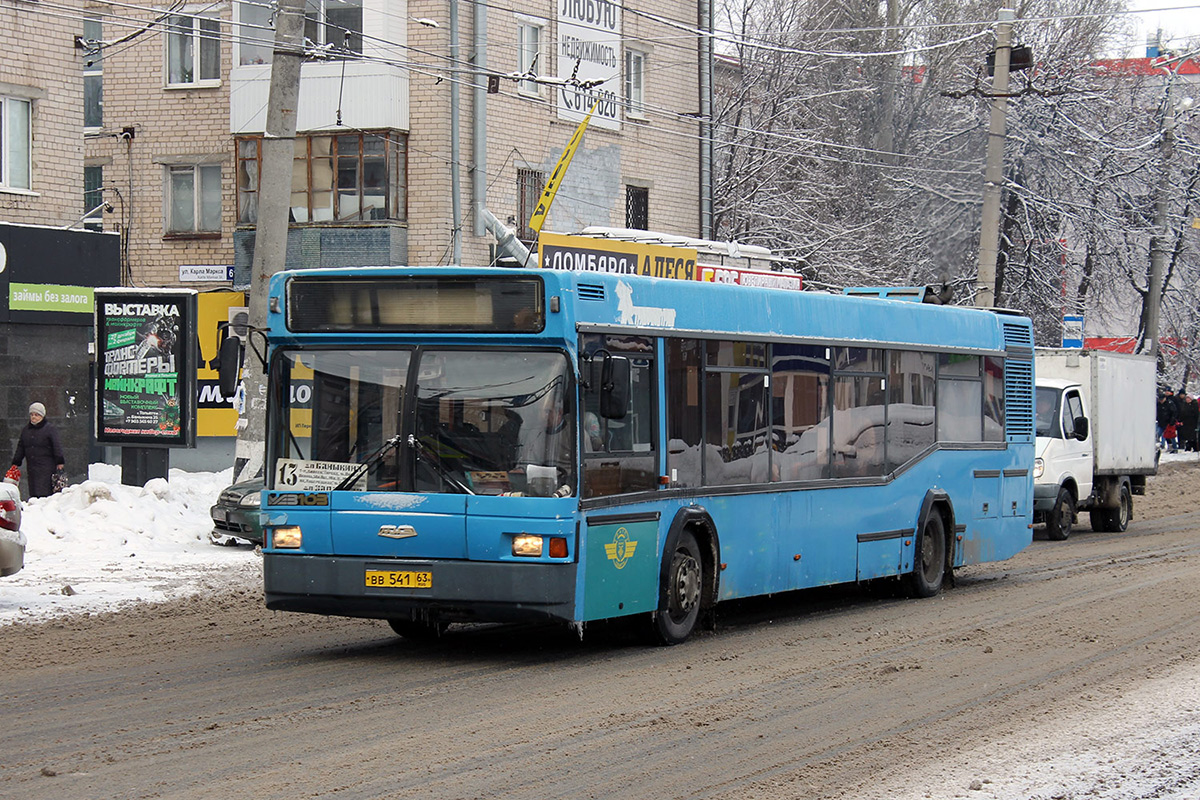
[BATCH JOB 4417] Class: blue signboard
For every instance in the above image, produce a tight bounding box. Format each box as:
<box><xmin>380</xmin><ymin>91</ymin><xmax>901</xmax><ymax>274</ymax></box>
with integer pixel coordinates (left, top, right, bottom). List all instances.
<box><xmin>1062</xmin><ymin>315</ymin><xmax>1084</xmax><ymax>348</ymax></box>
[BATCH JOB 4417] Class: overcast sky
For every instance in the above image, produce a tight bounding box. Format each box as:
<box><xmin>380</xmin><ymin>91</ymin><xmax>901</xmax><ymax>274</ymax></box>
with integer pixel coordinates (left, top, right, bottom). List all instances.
<box><xmin>1121</xmin><ymin>2</ymin><xmax>1200</xmax><ymax>56</ymax></box>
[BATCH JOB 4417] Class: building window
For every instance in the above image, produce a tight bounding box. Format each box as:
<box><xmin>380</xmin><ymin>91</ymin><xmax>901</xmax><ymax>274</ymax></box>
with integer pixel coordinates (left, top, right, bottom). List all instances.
<box><xmin>84</xmin><ymin>165</ymin><xmax>105</xmax><ymax>231</ymax></box>
<box><xmin>626</xmin><ymin>185</ymin><xmax>648</xmax><ymax>230</ymax></box>
<box><xmin>167</xmin><ymin>14</ymin><xmax>221</xmax><ymax>85</ymax></box>
<box><xmin>517</xmin><ymin>19</ymin><xmax>544</xmax><ymax>96</ymax></box>
<box><xmin>625</xmin><ymin>50</ymin><xmax>645</xmax><ymax>118</ymax></box>
<box><xmin>238</xmin><ymin>1</ymin><xmax>274</xmax><ymax>65</ymax></box>
<box><xmin>167</xmin><ymin>164</ymin><xmax>222</xmax><ymax>234</ymax></box>
<box><xmin>517</xmin><ymin>168</ymin><xmax>545</xmax><ymax>243</ymax></box>
<box><xmin>236</xmin><ymin>132</ymin><xmax>407</xmax><ymax>224</ymax></box>
<box><xmin>0</xmin><ymin>97</ymin><xmax>31</xmax><ymax>191</ymax></box>
<box><xmin>83</xmin><ymin>17</ymin><xmax>103</xmax><ymax>129</ymax></box>
<box><xmin>306</xmin><ymin>0</ymin><xmax>363</xmax><ymax>55</ymax></box>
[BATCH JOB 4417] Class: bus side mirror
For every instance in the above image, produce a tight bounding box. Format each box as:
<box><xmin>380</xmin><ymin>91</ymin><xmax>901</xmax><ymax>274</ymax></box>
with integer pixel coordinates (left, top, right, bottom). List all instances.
<box><xmin>600</xmin><ymin>356</ymin><xmax>630</xmax><ymax>420</ymax></box>
<box><xmin>217</xmin><ymin>338</ymin><xmax>242</xmax><ymax>398</ymax></box>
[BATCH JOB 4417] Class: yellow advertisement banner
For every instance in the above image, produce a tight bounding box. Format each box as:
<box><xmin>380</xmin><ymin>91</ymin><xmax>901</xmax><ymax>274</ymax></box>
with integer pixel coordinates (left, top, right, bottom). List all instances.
<box><xmin>537</xmin><ymin>233</ymin><xmax>699</xmax><ymax>281</ymax></box>
<box><xmin>196</xmin><ymin>291</ymin><xmax>248</xmax><ymax>437</ymax></box>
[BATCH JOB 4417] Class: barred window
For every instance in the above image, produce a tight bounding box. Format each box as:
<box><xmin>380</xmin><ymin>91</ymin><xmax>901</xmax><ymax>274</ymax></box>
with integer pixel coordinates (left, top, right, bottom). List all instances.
<box><xmin>626</xmin><ymin>185</ymin><xmax>648</xmax><ymax>230</ymax></box>
<box><xmin>517</xmin><ymin>168</ymin><xmax>545</xmax><ymax>243</ymax></box>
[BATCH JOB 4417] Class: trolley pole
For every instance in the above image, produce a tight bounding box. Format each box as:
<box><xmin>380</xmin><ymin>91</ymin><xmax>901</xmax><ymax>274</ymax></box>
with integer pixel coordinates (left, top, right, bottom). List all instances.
<box><xmin>975</xmin><ymin>8</ymin><xmax>1015</xmax><ymax>309</ymax></box>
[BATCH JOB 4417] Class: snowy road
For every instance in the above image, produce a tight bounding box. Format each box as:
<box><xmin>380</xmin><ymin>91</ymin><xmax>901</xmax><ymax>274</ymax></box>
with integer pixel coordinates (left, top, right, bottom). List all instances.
<box><xmin>2</xmin><ymin>460</ymin><xmax>1200</xmax><ymax>799</ymax></box>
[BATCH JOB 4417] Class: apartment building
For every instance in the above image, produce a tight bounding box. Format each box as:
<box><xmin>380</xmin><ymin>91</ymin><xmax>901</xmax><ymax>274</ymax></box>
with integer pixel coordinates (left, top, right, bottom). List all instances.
<box><xmin>82</xmin><ymin>0</ymin><xmax>705</xmax><ymax>283</ymax></box>
<box><xmin>0</xmin><ymin>0</ymin><xmax>120</xmax><ymax>488</ymax></box>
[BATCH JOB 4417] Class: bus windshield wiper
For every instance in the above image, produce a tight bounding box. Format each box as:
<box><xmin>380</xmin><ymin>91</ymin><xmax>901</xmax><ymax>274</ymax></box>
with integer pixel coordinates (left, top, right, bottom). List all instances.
<box><xmin>334</xmin><ymin>434</ymin><xmax>404</xmax><ymax>491</ymax></box>
<box><xmin>408</xmin><ymin>434</ymin><xmax>475</xmax><ymax>495</ymax></box>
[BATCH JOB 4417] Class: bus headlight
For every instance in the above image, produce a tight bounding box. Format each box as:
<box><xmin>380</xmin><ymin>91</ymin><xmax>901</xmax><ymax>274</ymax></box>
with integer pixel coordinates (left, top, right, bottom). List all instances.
<box><xmin>273</xmin><ymin>526</ymin><xmax>303</xmax><ymax>549</ymax></box>
<box><xmin>512</xmin><ymin>533</ymin><xmax>543</xmax><ymax>557</ymax></box>
<box><xmin>1033</xmin><ymin>458</ymin><xmax>1044</xmax><ymax>479</ymax></box>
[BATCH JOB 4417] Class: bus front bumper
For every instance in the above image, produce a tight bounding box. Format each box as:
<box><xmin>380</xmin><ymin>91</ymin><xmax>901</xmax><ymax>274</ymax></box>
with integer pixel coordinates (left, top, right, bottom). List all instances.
<box><xmin>264</xmin><ymin>553</ymin><xmax>578</xmax><ymax>624</ymax></box>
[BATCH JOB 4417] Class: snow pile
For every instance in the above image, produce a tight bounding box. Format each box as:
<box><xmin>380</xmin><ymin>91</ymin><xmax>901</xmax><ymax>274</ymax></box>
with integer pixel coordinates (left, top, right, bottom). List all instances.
<box><xmin>0</xmin><ymin>464</ymin><xmax>259</xmax><ymax>626</ymax></box>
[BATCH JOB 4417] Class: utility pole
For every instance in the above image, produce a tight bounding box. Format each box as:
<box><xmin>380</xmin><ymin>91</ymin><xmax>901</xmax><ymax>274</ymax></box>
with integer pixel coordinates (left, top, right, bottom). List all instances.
<box><xmin>1142</xmin><ymin>90</ymin><xmax>1185</xmax><ymax>360</ymax></box>
<box><xmin>234</xmin><ymin>0</ymin><xmax>305</xmax><ymax>482</ymax></box>
<box><xmin>975</xmin><ymin>8</ymin><xmax>1015</xmax><ymax>309</ymax></box>
<box><xmin>877</xmin><ymin>0</ymin><xmax>898</xmax><ymax>163</ymax></box>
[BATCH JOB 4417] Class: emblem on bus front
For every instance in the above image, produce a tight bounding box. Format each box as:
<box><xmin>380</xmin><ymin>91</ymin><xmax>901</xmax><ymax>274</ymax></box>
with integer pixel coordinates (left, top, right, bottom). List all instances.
<box><xmin>604</xmin><ymin>527</ymin><xmax>637</xmax><ymax>569</ymax></box>
<box><xmin>378</xmin><ymin>525</ymin><xmax>417</xmax><ymax>539</ymax></box>
<box><xmin>267</xmin><ymin>492</ymin><xmax>329</xmax><ymax>506</ymax></box>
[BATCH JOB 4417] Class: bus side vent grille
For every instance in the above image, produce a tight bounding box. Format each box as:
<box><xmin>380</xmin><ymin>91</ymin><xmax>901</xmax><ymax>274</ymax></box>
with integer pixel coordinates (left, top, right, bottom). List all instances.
<box><xmin>1001</xmin><ymin>319</ymin><xmax>1035</xmax><ymax>440</ymax></box>
<box><xmin>1004</xmin><ymin>358</ymin><xmax>1034</xmax><ymax>440</ymax></box>
<box><xmin>1002</xmin><ymin>322</ymin><xmax>1034</xmax><ymax>349</ymax></box>
<box><xmin>578</xmin><ymin>284</ymin><xmax>606</xmax><ymax>302</ymax></box>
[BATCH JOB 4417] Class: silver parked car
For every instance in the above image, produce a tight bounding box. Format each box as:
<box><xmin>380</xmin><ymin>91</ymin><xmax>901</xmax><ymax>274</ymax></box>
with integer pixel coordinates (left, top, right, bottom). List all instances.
<box><xmin>0</xmin><ymin>481</ymin><xmax>24</xmax><ymax>577</ymax></box>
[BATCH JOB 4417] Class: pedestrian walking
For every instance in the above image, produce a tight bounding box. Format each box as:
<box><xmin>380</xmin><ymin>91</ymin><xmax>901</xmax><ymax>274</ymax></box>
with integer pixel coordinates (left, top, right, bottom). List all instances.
<box><xmin>1178</xmin><ymin>392</ymin><xmax>1199</xmax><ymax>451</ymax></box>
<box><xmin>1157</xmin><ymin>390</ymin><xmax>1179</xmax><ymax>450</ymax></box>
<box><xmin>11</xmin><ymin>402</ymin><xmax>65</xmax><ymax>498</ymax></box>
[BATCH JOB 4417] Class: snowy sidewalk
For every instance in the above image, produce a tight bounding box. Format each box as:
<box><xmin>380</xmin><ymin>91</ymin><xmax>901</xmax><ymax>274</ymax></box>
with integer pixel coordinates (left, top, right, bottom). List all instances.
<box><xmin>0</xmin><ymin>464</ymin><xmax>258</xmax><ymax>626</ymax></box>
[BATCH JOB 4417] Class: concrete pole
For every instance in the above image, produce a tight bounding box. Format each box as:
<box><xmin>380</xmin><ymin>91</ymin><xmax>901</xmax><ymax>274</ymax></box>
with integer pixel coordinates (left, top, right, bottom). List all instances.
<box><xmin>877</xmin><ymin>0</ymin><xmax>898</xmax><ymax>163</ymax></box>
<box><xmin>233</xmin><ymin>0</ymin><xmax>305</xmax><ymax>482</ymax></box>
<box><xmin>975</xmin><ymin>8</ymin><xmax>1015</xmax><ymax>309</ymax></box>
<box><xmin>1143</xmin><ymin>101</ymin><xmax>1176</xmax><ymax>359</ymax></box>
<box><xmin>698</xmin><ymin>0</ymin><xmax>712</xmax><ymax>238</ymax></box>
<box><xmin>449</xmin><ymin>0</ymin><xmax>463</xmax><ymax>263</ymax></box>
<box><xmin>472</xmin><ymin>0</ymin><xmax>487</xmax><ymax>239</ymax></box>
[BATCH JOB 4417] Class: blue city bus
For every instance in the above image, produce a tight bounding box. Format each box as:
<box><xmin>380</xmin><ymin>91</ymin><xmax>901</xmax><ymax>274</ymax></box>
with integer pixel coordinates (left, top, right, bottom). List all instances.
<box><xmin>256</xmin><ymin>267</ymin><xmax>1035</xmax><ymax>643</ymax></box>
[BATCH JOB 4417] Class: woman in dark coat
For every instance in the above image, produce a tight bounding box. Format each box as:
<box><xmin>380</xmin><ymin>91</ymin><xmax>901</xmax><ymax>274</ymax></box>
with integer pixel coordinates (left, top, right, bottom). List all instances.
<box><xmin>12</xmin><ymin>402</ymin><xmax>65</xmax><ymax>498</ymax></box>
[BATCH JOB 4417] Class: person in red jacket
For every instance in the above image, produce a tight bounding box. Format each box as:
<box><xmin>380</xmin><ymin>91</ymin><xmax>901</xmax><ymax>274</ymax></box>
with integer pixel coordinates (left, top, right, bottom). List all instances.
<box><xmin>11</xmin><ymin>402</ymin><xmax>65</xmax><ymax>498</ymax></box>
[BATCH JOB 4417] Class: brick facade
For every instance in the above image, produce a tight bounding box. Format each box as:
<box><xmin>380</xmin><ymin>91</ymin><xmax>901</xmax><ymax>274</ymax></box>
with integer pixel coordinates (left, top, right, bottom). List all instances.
<box><xmin>79</xmin><ymin>0</ymin><xmax>702</xmax><ymax>282</ymax></box>
<box><xmin>83</xmin><ymin>1</ymin><xmax>237</xmax><ymax>287</ymax></box>
<box><xmin>0</xmin><ymin>0</ymin><xmax>84</xmax><ymax>227</ymax></box>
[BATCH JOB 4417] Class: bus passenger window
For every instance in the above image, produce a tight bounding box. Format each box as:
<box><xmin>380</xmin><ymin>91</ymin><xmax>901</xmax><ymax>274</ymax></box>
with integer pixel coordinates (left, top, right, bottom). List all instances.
<box><xmin>666</xmin><ymin>338</ymin><xmax>703</xmax><ymax>488</ymax></box>
<box><xmin>771</xmin><ymin>343</ymin><xmax>830</xmax><ymax>481</ymax></box>
<box><xmin>983</xmin><ymin>356</ymin><xmax>1005</xmax><ymax>442</ymax></box>
<box><xmin>886</xmin><ymin>350</ymin><xmax>936</xmax><ymax>471</ymax></box>
<box><xmin>937</xmin><ymin>354</ymin><xmax>983</xmax><ymax>442</ymax></box>
<box><xmin>581</xmin><ymin>334</ymin><xmax>657</xmax><ymax>498</ymax></box>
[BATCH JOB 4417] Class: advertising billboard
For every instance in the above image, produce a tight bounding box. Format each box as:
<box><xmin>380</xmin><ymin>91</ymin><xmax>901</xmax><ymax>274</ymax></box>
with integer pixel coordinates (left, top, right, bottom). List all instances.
<box><xmin>94</xmin><ymin>289</ymin><xmax>197</xmax><ymax>447</ymax></box>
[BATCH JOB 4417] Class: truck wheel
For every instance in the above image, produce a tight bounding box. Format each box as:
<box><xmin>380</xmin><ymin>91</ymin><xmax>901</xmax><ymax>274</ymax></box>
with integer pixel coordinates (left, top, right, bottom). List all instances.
<box><xmin>1099</xmin><ymin>484</ymin><xmax>1132</xmax><ymax>533</ymax></box>
<box><xmin>1046</xmin><ymin>488</ymin><xmax>1075</xmax><ymax>541</ymax></box>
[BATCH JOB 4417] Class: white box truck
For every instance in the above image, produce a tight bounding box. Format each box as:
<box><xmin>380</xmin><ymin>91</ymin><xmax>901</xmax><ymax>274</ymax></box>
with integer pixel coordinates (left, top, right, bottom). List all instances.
<box><xmin>1033</xmin><ymin>349</ymin><xmax>1158</xmax><ymax>539</ymax></box>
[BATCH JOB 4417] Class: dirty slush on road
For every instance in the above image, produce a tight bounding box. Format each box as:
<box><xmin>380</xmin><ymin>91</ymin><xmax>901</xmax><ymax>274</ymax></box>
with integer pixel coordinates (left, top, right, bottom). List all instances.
<box><xmin>2</xmin><ymin>460</ymin><xmax>1200</xmax><ymax>800</ymax></box>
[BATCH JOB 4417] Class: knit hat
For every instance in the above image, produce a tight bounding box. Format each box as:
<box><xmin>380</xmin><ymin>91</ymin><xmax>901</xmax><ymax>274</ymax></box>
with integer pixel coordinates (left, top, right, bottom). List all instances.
<box><xmin>29</xmin><ymin>402</ymin><xmax>46</xmax><ymax>417</ymax></box>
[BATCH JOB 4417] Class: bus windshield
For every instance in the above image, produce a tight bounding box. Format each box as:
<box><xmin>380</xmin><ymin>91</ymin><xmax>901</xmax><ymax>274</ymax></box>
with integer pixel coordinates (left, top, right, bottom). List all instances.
<box><xmin>271</xmin><ymin>348</ymin><xmax>576</xmax><ymax>496</ymax></box>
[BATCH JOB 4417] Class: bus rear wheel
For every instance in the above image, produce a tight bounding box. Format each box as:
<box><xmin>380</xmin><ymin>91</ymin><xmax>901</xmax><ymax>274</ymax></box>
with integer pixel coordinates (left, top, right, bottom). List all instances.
<box><xmin>906</xmin><ymin>511</ymin><xmax>947</xmax><ymax>598</ymax></box>
<box><xmin>653</xmin><ymin>530</ymin><xmax>703</xmax><ymax>645</ymax></box>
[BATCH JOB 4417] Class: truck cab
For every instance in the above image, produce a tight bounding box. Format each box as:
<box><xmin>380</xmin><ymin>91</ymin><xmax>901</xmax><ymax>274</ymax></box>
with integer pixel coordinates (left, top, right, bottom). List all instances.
<box><xmin>1034</xmin><ymin>379</ymin><xmax>1093</xmax><ymax>539</ymax></box>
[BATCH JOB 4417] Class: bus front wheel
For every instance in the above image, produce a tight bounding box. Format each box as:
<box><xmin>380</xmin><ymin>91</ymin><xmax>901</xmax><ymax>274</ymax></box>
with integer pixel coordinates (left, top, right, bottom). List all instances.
<box><xmin>388</xmin><ymin>617</ymin><xmax>449</xmax><ymax>640</ymax></box>
<box><xmin>907</xmin><ymin>511</ymin><xmax>947</xmax><ymax>598</ymax></box>
<box><xmin>653</xmin><ymin>530</ymin><xmax>703</xmax><ymax>645</ymax></box>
